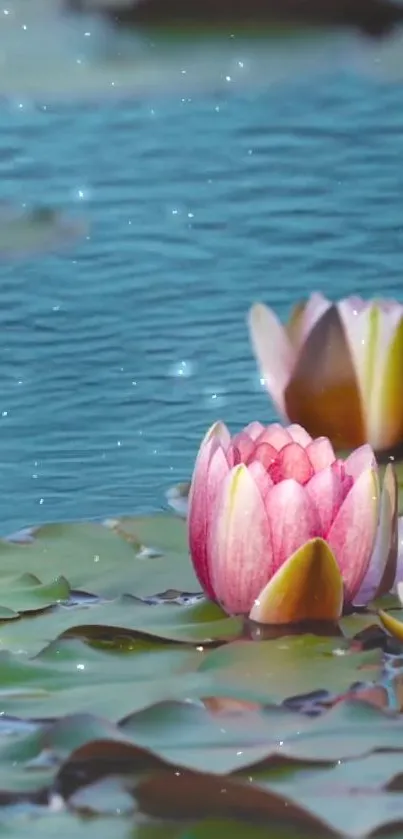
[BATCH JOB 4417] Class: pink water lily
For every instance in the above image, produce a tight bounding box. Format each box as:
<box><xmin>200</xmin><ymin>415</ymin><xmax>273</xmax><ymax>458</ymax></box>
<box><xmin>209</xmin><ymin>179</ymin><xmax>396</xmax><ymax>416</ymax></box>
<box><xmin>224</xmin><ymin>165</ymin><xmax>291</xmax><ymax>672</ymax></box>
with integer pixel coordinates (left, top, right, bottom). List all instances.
<box><xmin>248</xmin><ymin>293</ymin><xmax>403</xmax><ymax>452</ymax></box>
<box><xmin>188</xmin><ymin>421</ymin><xmax>398</xmax><ymax>624</ymax></box>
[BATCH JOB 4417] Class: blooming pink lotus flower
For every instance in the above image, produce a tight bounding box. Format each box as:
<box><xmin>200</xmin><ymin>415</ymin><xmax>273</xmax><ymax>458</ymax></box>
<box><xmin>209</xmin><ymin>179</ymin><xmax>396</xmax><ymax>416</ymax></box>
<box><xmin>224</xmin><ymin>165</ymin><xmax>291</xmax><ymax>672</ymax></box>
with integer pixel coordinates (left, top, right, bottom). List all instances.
<box><xmin>188</xmin><ymin>421</ymin><xmax>398</xmax><ymax>624</ymax></box>
<box><xmin>248</xmin><ymin>293</ymin><xmax>403</xmax><ymax>452</ymax></box>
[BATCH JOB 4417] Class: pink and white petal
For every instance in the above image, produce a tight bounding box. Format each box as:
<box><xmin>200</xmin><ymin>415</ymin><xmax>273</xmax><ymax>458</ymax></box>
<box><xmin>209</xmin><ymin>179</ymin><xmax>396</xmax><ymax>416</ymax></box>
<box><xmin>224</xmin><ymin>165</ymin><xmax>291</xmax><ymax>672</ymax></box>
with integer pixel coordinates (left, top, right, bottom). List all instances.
<box><xmin>298</xmin><ymin>292</ymin><xmax>332</xmax><ymax>349</ymax></box>
<box><xmin>257</xmin><ymin>423</ymin><xmax>293</xmax><ymax>451</ymax></box>
<box><xmin>306</xmin><ymin>437</ymin><xmax>336</xmax><ymax>472</ymax></box>
<box><xmin>248</xmin><ymin>304</ymin><xmax>295</xmax><ymax>418</ymax></box>
<box><xmin>353</xmin><ymin>464</ymin><xmax>398</xmax><ymax>606</ymax></box>
<box><xmin>209</xmin><ymin>465</ymin><xmax>273</xmax><ymax>614</ymax></box>
<box><xmin>248</xmin><ymin>461</ymin><xmax>274</xmax><ymax>499</ymax></box>
<box><xmin>266</xmin><ymin>479</ymin><xmax>320</xmax><ymax>573</ymax></box>
<box><xmin>327</xmin><ymin>468</ymin><xmax>379</xmax><ymax>603</ymax></box>
<box><xmin>243</xmin><ymin>421</ymin><xmax>265</xmax><ymax>441</ymax></box>
<box><xmin>270</xmin><ymin>442</ymin><xmax>314</xmax><ymax>485</ymax></box>
<box><xmin>249</xmin><ymin>538</ymin><xmax>343</xmax><ymax>624</ymax></box>
<box><xmin>286</xmin><ymin>424</ymin><xmax>313</xmax><ymax>447</ymax></box>
<box><xmin>188</xmin><ymin>434</ymin><xmax>229</xmax><ymax>599</ymax></box>
<box><xmin>344</xmin><ymin>444</ymin><xmax>377</xmax><ymax>481</ymax></box>
<box><xmin>200</xmin><ymin>420</ymin><xmax>231</xmax><ymax>453</ymax></box>
<box><xmin>305</xmin><ymin>466</ymin><xmax>347</xmax><ymax>537</ymax></box>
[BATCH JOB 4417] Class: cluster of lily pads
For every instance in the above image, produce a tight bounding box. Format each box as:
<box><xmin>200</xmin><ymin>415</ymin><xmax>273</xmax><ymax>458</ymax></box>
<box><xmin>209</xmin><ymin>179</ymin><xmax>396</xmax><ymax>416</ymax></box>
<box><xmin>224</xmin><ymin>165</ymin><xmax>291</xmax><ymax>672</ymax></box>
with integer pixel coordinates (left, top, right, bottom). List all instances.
<box><xmin>1</xmin><ymin>294</ymin><xmax>403</xmax><ymax>836</ymax></box>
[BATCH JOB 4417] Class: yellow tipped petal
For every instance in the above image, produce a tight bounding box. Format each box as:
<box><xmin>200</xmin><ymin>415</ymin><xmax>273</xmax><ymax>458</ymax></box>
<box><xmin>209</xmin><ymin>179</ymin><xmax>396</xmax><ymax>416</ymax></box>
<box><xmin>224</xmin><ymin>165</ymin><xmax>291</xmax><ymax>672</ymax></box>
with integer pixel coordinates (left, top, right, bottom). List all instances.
<box><xmin>377</xmin><ymin>314</ymin><xmax>403</xmax><ymax>451</ymax></box>
<box><xmin>249</xmin><ymin>538</ymin><xmax>343</xmax><ymax>625</ymax></box>
<box><xmin>378</xmin><ymin>609</ymin><xmax>403</xmax><ymax>643</ymax></box>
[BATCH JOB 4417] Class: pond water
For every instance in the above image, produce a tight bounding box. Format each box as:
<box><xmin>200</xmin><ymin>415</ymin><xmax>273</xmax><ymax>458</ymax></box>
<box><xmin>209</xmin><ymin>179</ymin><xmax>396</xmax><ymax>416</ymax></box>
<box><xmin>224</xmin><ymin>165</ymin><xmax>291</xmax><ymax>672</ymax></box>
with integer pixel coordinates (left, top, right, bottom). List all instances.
<box><xmin>1</xmin><ymin>17</ymin><xmax>403</xmax><ymax>534</ymax></box>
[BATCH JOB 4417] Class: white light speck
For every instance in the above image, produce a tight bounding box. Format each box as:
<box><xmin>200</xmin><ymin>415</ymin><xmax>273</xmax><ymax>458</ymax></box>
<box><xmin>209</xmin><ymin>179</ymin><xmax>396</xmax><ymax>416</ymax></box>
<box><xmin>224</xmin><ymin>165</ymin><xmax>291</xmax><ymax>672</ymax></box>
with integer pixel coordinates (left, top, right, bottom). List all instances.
<box><xmin>169</xmin><ymin>360</ymin><xmax>193</xmax><ymax>378</ymax></box>
<box><xmin>93</xmin><ymin>554</ymin><xmax>100</xmax><ymax>563</ymax></box>
<box><xmin>76</xmin><ymin>664</ymin><xmax>85</xmax><ymax>670</ymax></box>
<box><xmin>1</xmin><ymin>411</ymin><xmax>7</xmax><ymax>417</ymax></box>
<box><xmin>39</xmin><ymin>498</ymin><xmax>44</xmax><ymax>505</ymax></box>
<box><xmin>226</xmin><ymin>75</ymin><xmax>231</xmax><ymax>82</ymax></box>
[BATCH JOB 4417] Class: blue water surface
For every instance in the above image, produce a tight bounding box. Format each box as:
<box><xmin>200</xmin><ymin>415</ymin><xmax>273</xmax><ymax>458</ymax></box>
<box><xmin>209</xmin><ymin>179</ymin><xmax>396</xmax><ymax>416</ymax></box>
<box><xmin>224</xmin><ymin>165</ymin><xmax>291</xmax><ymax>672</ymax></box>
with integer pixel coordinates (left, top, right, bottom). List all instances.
<box><xmin>1</xmin><ymin>62</ymin><xmax>403</xmax><ymax>533</ymax></box>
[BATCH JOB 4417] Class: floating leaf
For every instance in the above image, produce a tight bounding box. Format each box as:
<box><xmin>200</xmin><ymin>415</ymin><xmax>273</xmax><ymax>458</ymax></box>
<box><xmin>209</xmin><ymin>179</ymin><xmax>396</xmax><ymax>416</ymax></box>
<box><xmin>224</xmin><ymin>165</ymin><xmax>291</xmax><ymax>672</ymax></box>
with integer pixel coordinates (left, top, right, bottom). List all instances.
<box><xmin>0</xmin><ymin>573</ymin><xmax>70</xmax><ymax>615</ymax></box>
<box><xmin>1</xmin><ymin>516</ymin><xmax>196</xmax><ymax>599</ymax></box>
<box><xmin>0</xmin><ymin>596</ymin><xmax>242</xmax><ymax>657</ymax></box>
<box><xmin>0</xmin><ymin>205</ymin><xmax>87</xmax><ymax>260</ymax></box>
<box><xmin>198</xmin><ymin>635</ymin><xmax>383</xmax><ymax>703</ymax></box>
<box><xmin>0</xmin><ymin>637</ymin><xmax>205</xmax><ymax>720</ymax></box>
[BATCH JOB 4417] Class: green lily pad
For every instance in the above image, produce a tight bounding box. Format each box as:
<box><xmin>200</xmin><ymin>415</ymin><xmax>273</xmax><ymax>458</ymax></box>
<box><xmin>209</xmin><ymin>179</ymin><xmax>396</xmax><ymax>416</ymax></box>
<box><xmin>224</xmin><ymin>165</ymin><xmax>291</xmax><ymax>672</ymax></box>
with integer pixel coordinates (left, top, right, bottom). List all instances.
<box><xmin>0</xmin><ymin>596</ymin><xmax>242</xmax><ymax>657</ymax></box>
<box><xmin>2</xmin><ymin>515</ymin><xmax>196</xmax><ymax>599</ymax></box>
<box><xmin>118</xmin><ymin>694</ymin><xmax>403</xmax><ymax>770</ymax></box>
<box><xmin>198</xmin><ymin>635</ymin><xmax>382</xmax><ymax>702</ymax></box>
<box><xmin>0</xmin><ymin>637</ymin><xmax>205</xmax><ymax>721</ymax></box>
<box><xmin>0</xmin><ymin>573</ymin><xmax>70</xmax><ymax>616</ymax></box>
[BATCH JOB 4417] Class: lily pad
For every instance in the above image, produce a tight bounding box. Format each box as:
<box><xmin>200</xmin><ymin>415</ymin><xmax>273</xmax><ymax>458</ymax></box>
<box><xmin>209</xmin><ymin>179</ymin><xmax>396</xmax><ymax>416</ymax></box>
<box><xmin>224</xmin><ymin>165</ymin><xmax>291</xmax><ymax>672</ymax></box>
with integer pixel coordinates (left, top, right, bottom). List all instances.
<box><xmin>2</xmin><ymin>516</ymin><xmax>197</xmax><ymax>598</ymax></box>
<box><xmin>0</xmin><ymin>205</ymin><xmax>87</xmax><ymax>260</ymax></box>
<box><xmin>0</xmin><ymin>573</ymin><xmax>70</xmax><ymax>616</ymax></box>
<box><xmin>198</xmin><ymin>635</ymin><xmax>383</xmax><ymax>702</ymax></box>
<box><xmin>0</xmin><ymin>637</ymin><xmax>205</xmax><ymax>720</ymax></box>
<box><xmin>0</xmin><ymin>596</ymin><xmax>242</xmax><ymax>656</ymax></box>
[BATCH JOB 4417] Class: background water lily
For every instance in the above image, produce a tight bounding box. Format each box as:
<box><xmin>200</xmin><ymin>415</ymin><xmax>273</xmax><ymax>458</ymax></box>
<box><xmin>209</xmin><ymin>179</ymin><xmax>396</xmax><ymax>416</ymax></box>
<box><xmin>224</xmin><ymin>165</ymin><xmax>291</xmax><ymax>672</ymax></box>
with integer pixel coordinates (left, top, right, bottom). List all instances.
<box><xmin>188</xmin><ymin>421</ymin><xmax>398</xmax><ymax>624</ymax></box>
<box><xmin>248</xmin><ymin>293</ymin><xmax>403</xmax><ymax>452</ymax></box>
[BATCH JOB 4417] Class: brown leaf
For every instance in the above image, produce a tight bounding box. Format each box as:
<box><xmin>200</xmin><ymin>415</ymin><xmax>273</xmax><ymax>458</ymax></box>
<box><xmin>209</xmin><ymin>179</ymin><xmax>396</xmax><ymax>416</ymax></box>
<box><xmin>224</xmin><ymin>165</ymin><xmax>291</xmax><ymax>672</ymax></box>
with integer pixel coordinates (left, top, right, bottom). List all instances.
<box><xmin>56</xmin><ymin>739</ymin><xmax>171</xmax><ymax>800</ymax></box>
<box><xmin>136</xmin><ymin>768</ymin><xmax>337</xmax><ymax>836</ymax></box>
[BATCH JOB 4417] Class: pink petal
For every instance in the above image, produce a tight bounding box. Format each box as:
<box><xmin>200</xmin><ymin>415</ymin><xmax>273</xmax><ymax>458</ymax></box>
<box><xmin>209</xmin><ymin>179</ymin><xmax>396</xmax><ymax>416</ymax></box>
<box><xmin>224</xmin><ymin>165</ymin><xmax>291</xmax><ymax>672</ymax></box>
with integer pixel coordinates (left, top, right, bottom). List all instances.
<box><xmin>188</xmin><ymin>424</ymin><xmax>230</xmax><ymax>599</ymax></box>
<box><xmin>306</xmin><ymin>437</ymin><xmax>336</xmax><ymax>472</ymax></box>
<box><xmin>269</xmin><ymin>442</ymin><xmax>314</xmax><ymax>485</ymax></box>
<box><xmin>244</xmin><ymin>421</ymin><xmax>265</xmax><ymax>441</ymax></box>
<box><xmin>266</xmin><ymin>478</ymin><xmax>321</xmax><ymax>573</ymax></box>
<box><xmin>249</xmin><ymin>442</ymin><xmax>278</xmax><ymax>470</ymax></box>
<box><xmin>257</xmin><ymin>423</ymin><xmax>293</xmax><ymax>451</ymax></box>
<box><xmin>248</xmin><ymin>303</ymin><xmax>295</xmax><ymax>418</ymax></box>
<box><xmin>327</xmin><ymin>468</ymin><xmax>379</xmax><ymax>603</ymax></box>
<box><xmin>344</xmin><ymin>444</ymin><xmax>377</xmax><ymax>480</ymax></box>
<box><xmin>230</xmin><ymin>432</ymin><xmax>256</xmax><ymax>464</ymax></box>
<box><xmin>210</xmin><ymin>465</ymin><xmax>273</xmax><ymax>614</ymax></box>
<box><xmin>305</xmin><ymin>466</ymin><xmax>349</xmax><ymax>537</ymax></box>
<box><xmin>248</xmin><ymin>461</ymin><xmax>274</xmax><ymax>498</ymax></box>
<box><xmin>354</xmin><ymin>464</ymin><xmax>398</xmax><ymax>606</ymax></box>
<box><xmin>286</xmin><ymin>424</ymin><xmax>313</xmax><ymax>447</ymax></box>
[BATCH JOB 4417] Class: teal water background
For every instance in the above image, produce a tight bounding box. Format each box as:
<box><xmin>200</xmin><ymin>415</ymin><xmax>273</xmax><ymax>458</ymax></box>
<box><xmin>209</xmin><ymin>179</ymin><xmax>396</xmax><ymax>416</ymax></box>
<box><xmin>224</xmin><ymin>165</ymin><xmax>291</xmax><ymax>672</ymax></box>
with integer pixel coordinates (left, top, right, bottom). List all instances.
<box><xmin>1</xmin><ymin>38</ymin><xmax>403</xmax><ymax>533</ymax></box>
